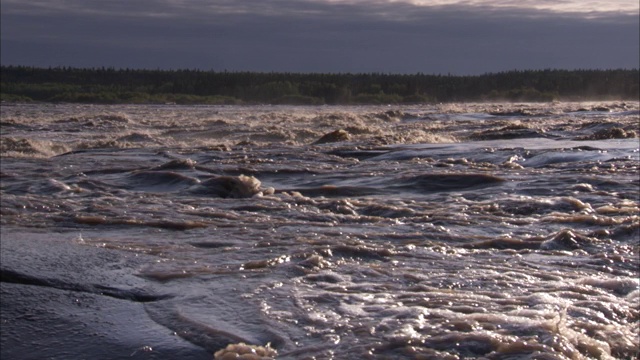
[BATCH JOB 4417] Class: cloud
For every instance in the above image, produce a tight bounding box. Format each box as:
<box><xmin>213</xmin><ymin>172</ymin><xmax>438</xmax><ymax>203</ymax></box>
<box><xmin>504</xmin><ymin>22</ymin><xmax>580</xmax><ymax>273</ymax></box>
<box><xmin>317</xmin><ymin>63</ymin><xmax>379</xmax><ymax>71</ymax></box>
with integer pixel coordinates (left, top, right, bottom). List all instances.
<box><xmin>1</xmin><ymin>0</ymin><xmax>638</xmax><ymax>73</ymax></box>
<box><xmin>404</xmin><ymin>0</ymin><xmax>639</xmax><ymax>14</ymax></box>
<box><xmin>3</xmin><ymin>0</ymin><xmax>637</xmax><ymax>18</ymax></box>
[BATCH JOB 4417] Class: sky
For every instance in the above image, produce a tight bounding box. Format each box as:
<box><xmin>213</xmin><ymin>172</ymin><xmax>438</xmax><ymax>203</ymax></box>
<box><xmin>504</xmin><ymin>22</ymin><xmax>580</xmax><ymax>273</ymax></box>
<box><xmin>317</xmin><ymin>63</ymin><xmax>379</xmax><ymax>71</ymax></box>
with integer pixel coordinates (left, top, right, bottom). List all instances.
<box><xmin>1</xmin><ymin>0</ymin><xmax>638</xmax><ymax>74</ymax></box>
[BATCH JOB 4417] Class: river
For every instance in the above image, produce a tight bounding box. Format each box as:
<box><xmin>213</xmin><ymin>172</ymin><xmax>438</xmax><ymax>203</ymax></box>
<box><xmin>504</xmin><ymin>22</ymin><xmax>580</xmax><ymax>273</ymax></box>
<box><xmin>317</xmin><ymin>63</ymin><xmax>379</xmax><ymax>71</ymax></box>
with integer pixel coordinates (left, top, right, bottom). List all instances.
<box><xmin>1</xmin><ymin>102</ymin><xmax>638</xmax><ymax>359</ymax></box>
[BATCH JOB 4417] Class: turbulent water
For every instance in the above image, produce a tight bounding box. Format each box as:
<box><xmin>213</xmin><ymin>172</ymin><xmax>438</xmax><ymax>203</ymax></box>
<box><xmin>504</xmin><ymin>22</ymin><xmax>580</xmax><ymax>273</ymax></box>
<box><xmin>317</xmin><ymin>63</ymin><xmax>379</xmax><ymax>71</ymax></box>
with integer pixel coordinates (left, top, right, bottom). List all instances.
<box><xmin>1</xmin><ymin>102</ymin><xmax>639</xmax><ymax>359</ymax></box>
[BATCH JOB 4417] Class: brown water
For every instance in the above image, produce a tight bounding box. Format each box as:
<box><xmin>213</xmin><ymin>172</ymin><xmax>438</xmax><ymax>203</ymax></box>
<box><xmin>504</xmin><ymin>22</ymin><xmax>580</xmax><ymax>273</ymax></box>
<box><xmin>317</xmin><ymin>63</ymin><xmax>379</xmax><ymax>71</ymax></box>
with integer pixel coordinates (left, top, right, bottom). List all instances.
<box><xmin>1</xmin><ymin>102</ymin><xmax>639</xmax><ymax>359</ymax></box>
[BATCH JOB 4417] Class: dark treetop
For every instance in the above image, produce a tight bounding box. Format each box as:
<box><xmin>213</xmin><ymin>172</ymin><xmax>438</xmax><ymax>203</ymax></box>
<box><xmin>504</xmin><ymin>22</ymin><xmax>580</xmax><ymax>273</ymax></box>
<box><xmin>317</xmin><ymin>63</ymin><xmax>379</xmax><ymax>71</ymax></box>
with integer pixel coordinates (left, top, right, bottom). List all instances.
<box><xmin>1</xmin><ymin>66</ymin><xmax>638</xmax><ymax>105</ymax></box>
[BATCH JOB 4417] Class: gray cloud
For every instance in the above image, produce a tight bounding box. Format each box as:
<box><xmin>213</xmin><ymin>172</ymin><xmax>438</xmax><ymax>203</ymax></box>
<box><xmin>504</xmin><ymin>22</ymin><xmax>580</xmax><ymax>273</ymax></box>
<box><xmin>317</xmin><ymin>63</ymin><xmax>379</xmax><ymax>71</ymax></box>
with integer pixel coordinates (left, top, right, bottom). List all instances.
<box><xmin>1</xmin><ymin>0</ymin><xmax>638</xmax><ymax>73</ymax></box>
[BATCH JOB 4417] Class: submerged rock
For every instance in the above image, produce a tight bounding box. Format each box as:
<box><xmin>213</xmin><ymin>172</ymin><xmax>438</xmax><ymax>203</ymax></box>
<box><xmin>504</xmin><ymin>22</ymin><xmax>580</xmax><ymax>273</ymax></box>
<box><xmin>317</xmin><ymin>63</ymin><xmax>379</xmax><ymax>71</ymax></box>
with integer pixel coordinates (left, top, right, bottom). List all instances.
<box><xmin>588</xmin><ymin>127</ymin><xmax>636</xmax><ymax>140</ymax></box>
<box><xmin>540</xmin><ymin>229</ymin><xmax>597</xmax><ymax>250</ymax></box>
<box><xmin>116</xmin><ymin>132</ymin><xmax>155</xmax><ymax>142</ymax></box>
<box><xmin>488</xmin><ymin>109</ymin><xmax>535</xmax><ymax>116</ymax></box>
<box><xmin>313</xmin><ymin>129</ymin><xmax>351</xmax><ymax>144</ymax></box>
<box><xmin>191</xmin><ymin>175</ymin><xmax>274</xmax><ymax>198</ymax></box>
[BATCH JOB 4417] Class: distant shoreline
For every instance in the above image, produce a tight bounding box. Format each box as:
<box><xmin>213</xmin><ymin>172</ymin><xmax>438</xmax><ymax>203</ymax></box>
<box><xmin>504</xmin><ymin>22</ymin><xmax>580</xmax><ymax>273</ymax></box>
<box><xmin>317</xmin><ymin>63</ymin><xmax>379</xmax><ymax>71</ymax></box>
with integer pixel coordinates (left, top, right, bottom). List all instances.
<box><xmin>1</xmin><ymin>66</ymin><xmax>638</xmax><ymax>105</ymax></box>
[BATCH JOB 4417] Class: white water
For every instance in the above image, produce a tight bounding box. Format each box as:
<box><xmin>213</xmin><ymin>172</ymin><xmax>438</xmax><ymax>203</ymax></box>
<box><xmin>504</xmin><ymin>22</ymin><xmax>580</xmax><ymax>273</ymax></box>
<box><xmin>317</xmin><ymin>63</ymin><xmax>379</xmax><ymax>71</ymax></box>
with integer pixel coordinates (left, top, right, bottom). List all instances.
<box><xmin>1</xmin><ymin>102</ymin><xmax>638</xmax><ymax>359</ymax></box>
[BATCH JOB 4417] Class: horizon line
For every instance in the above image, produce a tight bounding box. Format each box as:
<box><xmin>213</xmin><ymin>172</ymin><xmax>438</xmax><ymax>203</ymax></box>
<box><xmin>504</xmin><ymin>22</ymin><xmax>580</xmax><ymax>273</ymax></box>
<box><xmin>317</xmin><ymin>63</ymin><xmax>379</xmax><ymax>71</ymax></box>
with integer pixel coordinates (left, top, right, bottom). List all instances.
<box><xmin>2</xmin><ymin>65</ymin><xmax>639</xmax><ymax>78</ymax></box>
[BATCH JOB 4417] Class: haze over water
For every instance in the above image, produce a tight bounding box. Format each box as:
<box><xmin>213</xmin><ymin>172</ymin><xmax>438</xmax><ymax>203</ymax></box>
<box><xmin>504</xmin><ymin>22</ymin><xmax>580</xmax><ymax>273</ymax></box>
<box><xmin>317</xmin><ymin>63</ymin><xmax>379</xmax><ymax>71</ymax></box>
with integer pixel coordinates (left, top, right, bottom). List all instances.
<box><xmin>1</xmin><ymin>102</ymin><xmax>639</xmax><ymax>359</ymax></box>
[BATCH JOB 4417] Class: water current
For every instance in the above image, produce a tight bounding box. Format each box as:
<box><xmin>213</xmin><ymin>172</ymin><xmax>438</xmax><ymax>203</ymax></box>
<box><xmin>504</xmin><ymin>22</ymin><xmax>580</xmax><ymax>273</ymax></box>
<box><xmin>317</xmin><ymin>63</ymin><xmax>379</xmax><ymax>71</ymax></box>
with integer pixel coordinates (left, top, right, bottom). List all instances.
<box><xmin>1</xmin><ymin>102</ymin><xmax>638</xmax><ymax>359</ymax></box>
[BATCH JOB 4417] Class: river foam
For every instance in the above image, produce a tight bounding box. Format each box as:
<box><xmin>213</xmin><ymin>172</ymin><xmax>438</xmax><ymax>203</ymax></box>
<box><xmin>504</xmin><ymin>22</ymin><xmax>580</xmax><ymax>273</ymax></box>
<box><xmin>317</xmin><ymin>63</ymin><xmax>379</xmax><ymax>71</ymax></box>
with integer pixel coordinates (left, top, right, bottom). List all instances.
<box><xmin>1</xmin><ymin>102</ymin><xmax>638</xmax><ymax>359</ymax></box>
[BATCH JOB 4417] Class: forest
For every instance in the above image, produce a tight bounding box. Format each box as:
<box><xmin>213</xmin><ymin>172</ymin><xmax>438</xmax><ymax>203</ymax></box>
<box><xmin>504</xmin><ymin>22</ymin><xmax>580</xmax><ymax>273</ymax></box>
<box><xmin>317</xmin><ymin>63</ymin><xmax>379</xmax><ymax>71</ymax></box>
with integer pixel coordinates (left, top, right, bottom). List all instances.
<box><xmin>1</xmin><ymin>66</ymin><xmax>638</xmax><ymax>105</ymax></box>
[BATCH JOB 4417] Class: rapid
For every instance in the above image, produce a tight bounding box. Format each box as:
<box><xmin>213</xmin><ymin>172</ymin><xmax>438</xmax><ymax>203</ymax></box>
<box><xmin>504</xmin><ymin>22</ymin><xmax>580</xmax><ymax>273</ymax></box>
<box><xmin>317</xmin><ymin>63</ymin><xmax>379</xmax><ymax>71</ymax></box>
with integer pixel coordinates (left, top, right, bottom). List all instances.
<box><xmin>1</xmin><ymin>102</ymin><xmax>638</xmax><ymax>359</ymax></box>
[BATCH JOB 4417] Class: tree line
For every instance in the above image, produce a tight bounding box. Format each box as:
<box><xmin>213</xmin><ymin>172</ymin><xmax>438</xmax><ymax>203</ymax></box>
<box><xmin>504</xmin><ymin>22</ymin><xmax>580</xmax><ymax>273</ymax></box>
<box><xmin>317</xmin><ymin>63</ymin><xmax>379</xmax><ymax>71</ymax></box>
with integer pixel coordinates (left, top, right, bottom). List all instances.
<box><xmin>1</xmin><ymin>66</ymin><xmax>638</xmax><ymax>105</ymax></box>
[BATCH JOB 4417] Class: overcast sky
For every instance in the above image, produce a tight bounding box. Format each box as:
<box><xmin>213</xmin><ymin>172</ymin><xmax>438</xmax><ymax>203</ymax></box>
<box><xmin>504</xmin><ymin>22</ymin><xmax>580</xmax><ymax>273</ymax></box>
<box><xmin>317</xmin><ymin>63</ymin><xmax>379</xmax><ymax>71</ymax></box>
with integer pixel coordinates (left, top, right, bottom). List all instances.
<box><xmin>1</xmin><ymin>0</ymin><xmax>638</xmax><ymax>74</ymax></box>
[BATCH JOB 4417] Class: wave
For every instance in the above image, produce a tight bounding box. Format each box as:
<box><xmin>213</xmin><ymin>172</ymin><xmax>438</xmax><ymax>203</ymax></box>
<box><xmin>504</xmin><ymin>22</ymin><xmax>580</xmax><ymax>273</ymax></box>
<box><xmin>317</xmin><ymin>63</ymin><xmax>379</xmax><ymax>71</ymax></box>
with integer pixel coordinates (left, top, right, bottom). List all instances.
<box><xmin>126</xmin><ymin>171</ymin><xmax>201</xmax><ymax>191</ymax></box>
<box><xmin>0</xmin><ymin>267</ymin><xmax>170</xmax><ymax>302</ymax></box>
<box><xmin>0</xmin><ymin>137</ymin><xmax>70</xmax><ymax>158</ymax></box>
<box><xmin>189</xmin><ymin>175</ymin><xmax>274</xmax><ymax>198</ymax></box>
<box><xmin>395</xmin><ymin>173</ymin><xmax>505</xmax><ymax>192</ymax></box>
